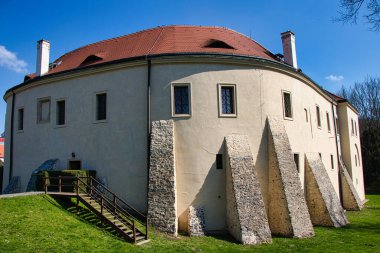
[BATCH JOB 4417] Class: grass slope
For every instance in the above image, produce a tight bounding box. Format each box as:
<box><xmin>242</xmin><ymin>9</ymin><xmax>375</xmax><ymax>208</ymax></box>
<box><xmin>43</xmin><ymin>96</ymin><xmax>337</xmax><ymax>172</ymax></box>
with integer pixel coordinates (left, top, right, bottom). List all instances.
<box><xmin>0</xmin><ymin>195</ymin><xmax>379</xmax><ymax>253</ymax></box>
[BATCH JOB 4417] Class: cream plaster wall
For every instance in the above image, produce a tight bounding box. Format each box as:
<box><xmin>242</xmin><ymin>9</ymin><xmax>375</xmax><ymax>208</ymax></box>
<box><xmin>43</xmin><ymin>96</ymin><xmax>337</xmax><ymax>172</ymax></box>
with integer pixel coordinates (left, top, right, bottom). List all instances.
<box><xmin>3</xmin><ymin>66</ymin><xmax>149</xmax><ymax>210</ymax></box>
<box><xmin>338</xmin><ymin>103</ymin><xmax>365</xmax><ymax>200</ymax></box>
<box><xmin>3</xmin><ymin>58</ymin><xmax>362</xmax><ymax>232</ymax></box>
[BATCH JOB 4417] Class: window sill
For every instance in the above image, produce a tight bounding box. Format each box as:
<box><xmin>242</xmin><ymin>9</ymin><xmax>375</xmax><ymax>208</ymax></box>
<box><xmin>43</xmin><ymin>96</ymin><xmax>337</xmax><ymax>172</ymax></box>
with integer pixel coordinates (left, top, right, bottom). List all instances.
<box><xmin>219</xmin><ymin>114</ymin><xmax>237</xmax><ymax>118</ymax></box>
<box><xmin>283</xmin><ymin>116</ymin><xmax>293</xmax><ymax>121</ymax></box>
<box><xmin>54</xmin><ymin>124</ymin><xmax>67</xmax><ymax>129</ymax></box>
<box><xmin>172</xmin><ymin>114</ymin><xmax>191</xmax><ymax>118</ymax></box>
<box><xmin>16</xmin><ymin>130</ymin><xmax>24</xmax><ymax>134</ymax></box>
<box><xmin>93</xmin><ymin>119</ymin><xmax>108</xmax><ymax>124</ymax></box>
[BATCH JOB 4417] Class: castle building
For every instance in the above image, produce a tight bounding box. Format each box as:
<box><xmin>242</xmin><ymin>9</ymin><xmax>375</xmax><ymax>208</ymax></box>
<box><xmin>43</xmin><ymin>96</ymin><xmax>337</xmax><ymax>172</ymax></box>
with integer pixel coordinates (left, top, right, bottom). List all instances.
<box><xmin>2</xmin><ymin>26</ymin><xmax>364</xmax><ymax>244</ymax></box>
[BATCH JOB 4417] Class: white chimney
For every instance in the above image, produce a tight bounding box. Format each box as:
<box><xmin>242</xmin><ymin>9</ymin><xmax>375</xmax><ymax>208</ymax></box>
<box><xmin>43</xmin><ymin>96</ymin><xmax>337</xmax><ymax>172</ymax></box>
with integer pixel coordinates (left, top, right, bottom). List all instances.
<box><xmin>281</xmin><ymin>31</ymin><xmax>297</xmax><ymax>69</ymax></box>
<box><xmin>36</xmin><ymin>39</ymin><xmax>50</xmax><ymax>76</ymax></box>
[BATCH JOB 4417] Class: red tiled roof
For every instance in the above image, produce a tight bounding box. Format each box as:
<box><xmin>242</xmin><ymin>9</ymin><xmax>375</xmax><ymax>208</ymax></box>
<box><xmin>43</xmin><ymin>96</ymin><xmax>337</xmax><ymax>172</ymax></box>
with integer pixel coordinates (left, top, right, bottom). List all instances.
<box><xmin>27</xmin><ymin>26</ymin><xmax>278</xmax><ymax>79</ymax></box>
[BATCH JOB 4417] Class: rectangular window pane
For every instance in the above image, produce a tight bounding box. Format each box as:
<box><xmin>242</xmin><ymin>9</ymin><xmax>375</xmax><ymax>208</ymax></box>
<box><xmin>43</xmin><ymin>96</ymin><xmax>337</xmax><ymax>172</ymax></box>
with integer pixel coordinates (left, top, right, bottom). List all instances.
<box><xmin>174</xmin><ymin>86</ymin><xmax>189</xmax><ymax>115</ymax></box>
<box><xmin>283</xmin><ymin>92</ymin><xmax>292</xmax><ymax>118</ymax></box>
<box><xmin>96</xmin><ymin>93</ymin><xmax>107</xmax><ymax>120</ymax></box>
<box><xmin>37</xmin><ymin>98</ymin><xmax>50</xmax><ymax>123</ymax></box>
<box><xmin>18</xmin><ymin>108</ymin><xmax>24</xmax><ymax>130</ymax></box>
<box><xmin>331</xmin><ymin>155</ymin><xmax>334</xmax><ymax>170</ymax></box>
<box><xmin>56</xmin><ymin>100</ymin><xmax>65</xmax><ymax>125</ymax></box>
<box><xmin>221</xmin><ymin>86</ymin><xmax>235</xmax><ymax>114</ymax></box>
<box><xmin>316</xmin><ymin>106</ymin><xmax>321</xmax><ymax>127</ymax></box>
<box><xmin>326</xmin><ymin>112</ymin><xmax>331</xmax><ymax>131</ymax></box>
<box><xmin>216</xmin><ymin>154</ymin><xmax>223</xmax><ymax>170</ymax></box>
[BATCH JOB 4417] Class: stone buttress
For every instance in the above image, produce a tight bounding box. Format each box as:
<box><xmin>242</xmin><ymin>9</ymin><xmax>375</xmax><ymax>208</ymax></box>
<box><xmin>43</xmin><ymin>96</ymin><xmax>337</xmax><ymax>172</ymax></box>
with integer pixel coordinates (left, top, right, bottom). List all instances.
<box><xmin>225</xmin><ymin>135</ymin><xmax>272</xmax><ymax>245</ymax></box>
<box><xmin>267</xmin><ymin>116</ymin><xmax>314</xmax><ymax>238</ymax></box>
<box><xmin>339</xmin><ymin>159</ymin><xmax>363</xmax><ymax>211</ymax></box>
<box><xmin>304</xmin><ymin>153</ymin><xmax>348</xmax><ymax>227</ymax></box>
<box><xmin>147</xmin><ymin>120</ymin><xmax>178</xmax><ymax>235</ymax></box>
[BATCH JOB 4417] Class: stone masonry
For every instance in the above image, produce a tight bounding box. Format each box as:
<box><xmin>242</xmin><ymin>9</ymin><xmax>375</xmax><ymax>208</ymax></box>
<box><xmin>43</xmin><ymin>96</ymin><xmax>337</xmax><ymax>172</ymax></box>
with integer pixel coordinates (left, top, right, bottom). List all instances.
<box><xmin>339</xmin><ymin>159</ymin><xmax>363</xmax><ymax>211</ymax></box>
<box><xmin>225</xmin><ymin>135</ymin><xmax>272</xmax><ymax>245</ymax></box>
<box><xmin>267</xmin><ymin>116</ymin><xmax>314</xmax><ymax>238</ymax></box>
<box><xmin>188</xmin><ymin>206</ymin><xmax>206</xmax><ymax>236</ymax></box>
<box><xmin>147</xmin><ymin>120</ymin><xmax>177</xmax><ymax>236</ymax></box>
<box><xmin>305</xmin><ymin>153</ymin><xmax>348</xmax><ymax>227</ymax></box>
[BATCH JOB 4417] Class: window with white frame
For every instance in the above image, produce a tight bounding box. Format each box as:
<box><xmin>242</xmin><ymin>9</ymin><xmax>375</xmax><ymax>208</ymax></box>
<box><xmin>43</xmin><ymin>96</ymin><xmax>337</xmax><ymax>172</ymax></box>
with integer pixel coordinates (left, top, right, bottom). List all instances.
<box><xmin>316</xmin><ymin>105</ymin><xmax>321</xmax><ymax>128</ymax></box>
<box><xmin>218</xmin><ymin>84</ymin><xmax>237</xmax><ymax>117</ymax></box>
<box><xmin>56</xmin><ymin>100</ymin><xmax>65</xmax><ymax>125</ymax></box>
<box><xmin>282</xmin><ymin>91</ymin><xmax>292</xmax><ymax>119</ymax></box>
<box><xmin>37</xmin><ymin>98</ymin><xmax>50</xmax><ymax>123</ymax></box>
<box><xmin>172</xmin><ymin>83</ymin><xmax>191</xmax><ymax>116</ymax></box>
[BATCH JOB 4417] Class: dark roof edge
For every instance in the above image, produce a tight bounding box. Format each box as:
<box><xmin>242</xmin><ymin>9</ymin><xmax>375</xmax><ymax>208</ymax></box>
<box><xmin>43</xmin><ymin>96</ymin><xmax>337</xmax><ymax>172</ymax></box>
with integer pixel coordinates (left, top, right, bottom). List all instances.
<box><xmin>4</xmin><ymin>53</ymin><xmax>332</xmax><ymax>104</ymax></box>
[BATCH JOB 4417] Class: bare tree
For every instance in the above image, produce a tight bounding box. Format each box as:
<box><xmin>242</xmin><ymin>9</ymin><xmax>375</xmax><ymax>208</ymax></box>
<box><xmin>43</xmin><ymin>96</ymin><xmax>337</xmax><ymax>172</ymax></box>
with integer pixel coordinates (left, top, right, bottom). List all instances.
<box><xmin>336</xmin><ymin>0</ymin><xmax>380</xmax><ymax>32</ymax></box>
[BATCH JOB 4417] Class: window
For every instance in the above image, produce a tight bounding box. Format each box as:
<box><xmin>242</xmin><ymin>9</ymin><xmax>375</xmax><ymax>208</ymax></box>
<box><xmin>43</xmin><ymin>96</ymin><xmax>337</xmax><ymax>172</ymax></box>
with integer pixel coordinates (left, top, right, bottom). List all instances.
<box><xmin>355</xmin><ymin>155</ymin><xmax>358</xmax><ymax>166</ymax></box>
<box><xmin>293</xmin><ymin>153</ymin><xmax>300</xmax><ymax>172</ymax></box>
<box><xmin>355</xmin><ymin>121</ymin><xmax>358</xmax><ymax>136</ymax></box>
<box><xmin>18</xmin><ymin>108</ymin><xmax>24</xmax><ymax>131</ymax></box>
<box><xmin>56</xmin><ymin>100</ymin><xmax>65</xmax><ymax>125</ymax></box>
<box><xmin>330</xmin><ymin>155</ymin><xmax>334</xmax><ymax>170</ymax></box>
<box><xmin>218</xmin><ymin>84</ymin><xmax>237</xmax><ymax>117</ymax></box>
<box><xmin>351</xmin><ymin>119</ymin><xmax>354</xmax><ymax>135</ymax></box>
<box><xmin>355</xmin><ymin>144</ymin><xmax>360</xmax><ymax>166</ymax></box>
<box><xmin>282</xmin><ymin>91</ymin><xmax>293</xmax><ymax>119</ymax></box>
<box><xmin>172</xmin><ymin>83</ymin><xmax>191</xmax><ymax>117</ymax></box>
<box><xmin>304</xmin><ymin>108</ymin><xmax>308</xmax><ymax>122</ymax></box>
<box><xmin>96</xmin><ymin>93</ymin><xmax>107</xmax><ymax>121</ymax></box>
<box><xmin>326</xmin><ymin>112</ymin><xmax>331</xmax><ymax>132</ymax></box>
<box><xmin>319</xmin><ymin>153</ymin><xmax>322</xmax><ymax>159</ymax></box>
<box><xmin>316</xmin><ymin>105</ymin><xmax>321</xmax><ymax>128</ymax></box>
<box><xmin>37</xmin><ymin>98</ymin><xmax>50</xmax><ymax>123</ymax></box>
<box><xmin>216</xmin><ymin>154</ymin><xmax>223</xmax><ymax>170</ymax></box>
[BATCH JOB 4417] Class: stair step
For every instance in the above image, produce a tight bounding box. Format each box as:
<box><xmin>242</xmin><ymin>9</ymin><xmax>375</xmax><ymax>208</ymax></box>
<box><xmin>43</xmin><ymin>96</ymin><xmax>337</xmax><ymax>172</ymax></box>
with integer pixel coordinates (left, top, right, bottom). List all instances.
<box><xmin>136</xmin><ymin>239</ymin><xmax>150</xmax><ymax>246</ymax></box>
<box><xmin>135</xmin><ymin>236</ymin><xmax>146</xmax><ymax>241</ymax></box>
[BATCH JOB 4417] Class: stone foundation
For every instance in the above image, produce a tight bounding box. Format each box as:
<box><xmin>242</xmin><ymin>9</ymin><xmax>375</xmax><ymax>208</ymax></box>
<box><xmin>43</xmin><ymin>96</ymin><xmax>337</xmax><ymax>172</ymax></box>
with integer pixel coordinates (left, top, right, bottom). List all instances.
<box><xmin>225</xmin><ymin>135</ymin><xmax>272</xmax><ymax>245</ymax></box>
<box><xmin>339</xmin><ymin>160</ymin><xmax>363</xmax><ymax>211</ymax></box>
<box><xmin>305</xmin><ymin>153</ymin><xmax>348</xmax><ymax>227</ymax></box>
<box><xmin>267</xmin><ymin>116</ymin><xmax>314</xmax><ymax>238</ymax></box>
<box><xmin>188</xmin><ymin>206</ymin><xmax>206</xmax><ymax>236</ymax></box>
<box><xmin>147</xmin><ymin>120</ymin><xmax>177</xmax><ymax>235</ymax></box>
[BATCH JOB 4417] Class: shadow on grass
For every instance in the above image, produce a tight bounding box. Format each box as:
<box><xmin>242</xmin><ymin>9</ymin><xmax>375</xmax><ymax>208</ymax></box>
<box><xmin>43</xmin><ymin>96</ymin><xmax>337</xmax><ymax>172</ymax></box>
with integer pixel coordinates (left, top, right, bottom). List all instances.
<box><xmin>43</xmin><ymin>195</ymin><xmax>125</xmax><ymax>241</ymax></box>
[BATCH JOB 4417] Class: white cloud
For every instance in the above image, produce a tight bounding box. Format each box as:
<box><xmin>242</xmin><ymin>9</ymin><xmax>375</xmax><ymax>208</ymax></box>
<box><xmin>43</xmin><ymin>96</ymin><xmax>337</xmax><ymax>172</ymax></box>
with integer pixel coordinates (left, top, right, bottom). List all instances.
<box><xmin>325</xmin><ymin>74</ymin><xmax>344</xmax><ymax>82</ymax></box>
<box><xmin>0</xmin><ymin>45</ymin><xmax>28</xmax><ymax>73</ymax></box>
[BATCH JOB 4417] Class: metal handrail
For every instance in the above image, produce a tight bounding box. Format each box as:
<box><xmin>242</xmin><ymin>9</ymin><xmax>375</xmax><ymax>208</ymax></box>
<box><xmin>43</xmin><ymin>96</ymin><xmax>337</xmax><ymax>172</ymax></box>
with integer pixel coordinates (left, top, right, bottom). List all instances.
<box><xmin>43</xmin><ymin>175</ymin><xmax>148</xmax><ymax>240</ymax></box>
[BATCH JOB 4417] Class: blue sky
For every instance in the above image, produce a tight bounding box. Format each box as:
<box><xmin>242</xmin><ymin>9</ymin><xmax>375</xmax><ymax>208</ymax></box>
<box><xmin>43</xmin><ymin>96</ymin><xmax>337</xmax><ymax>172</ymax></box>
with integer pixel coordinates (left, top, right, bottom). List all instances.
<box><xmin>0</xmin><ymin>0</ymin><xmax>379</xmax><ymax>133</ymax></box>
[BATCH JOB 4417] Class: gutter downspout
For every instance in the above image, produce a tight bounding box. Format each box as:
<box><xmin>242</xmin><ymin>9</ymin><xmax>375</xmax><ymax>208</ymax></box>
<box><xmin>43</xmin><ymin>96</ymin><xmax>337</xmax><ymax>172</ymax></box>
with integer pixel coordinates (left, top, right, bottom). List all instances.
<box><xmin>9</xmin><ymin>91</ymin><xmax>15</xmax><ymax>182</ymax></box>
<box><xmin>146</xmin><ymin>59</ymin><xmax>152</xmax><ymax>213</ymax></box>
<box><xmin>331</xmin><ymin>102</ymin><xmax>343</xmax><ymax>204</ymax></box>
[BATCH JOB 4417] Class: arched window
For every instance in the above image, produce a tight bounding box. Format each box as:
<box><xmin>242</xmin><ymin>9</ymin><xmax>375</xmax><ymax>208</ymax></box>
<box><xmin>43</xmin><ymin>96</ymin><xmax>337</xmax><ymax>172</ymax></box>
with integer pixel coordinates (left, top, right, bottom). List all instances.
<box><xmin>355</xmin><ymin>144</ymin><xmax>360</xmax><ymax>166</ymax></box>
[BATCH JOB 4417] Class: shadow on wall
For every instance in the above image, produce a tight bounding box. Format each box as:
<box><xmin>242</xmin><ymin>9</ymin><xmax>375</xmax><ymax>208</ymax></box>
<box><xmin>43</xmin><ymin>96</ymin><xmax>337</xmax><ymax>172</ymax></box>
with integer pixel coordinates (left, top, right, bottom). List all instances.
<box><xmin>256</xmin><ymin>121</ymin><xmax>269</xmax><ymax>208</ymax></box>
<box><xmin>178</xmin><ymin>143</ymin><xmax>226</xmax><ymax>234</ymax></box>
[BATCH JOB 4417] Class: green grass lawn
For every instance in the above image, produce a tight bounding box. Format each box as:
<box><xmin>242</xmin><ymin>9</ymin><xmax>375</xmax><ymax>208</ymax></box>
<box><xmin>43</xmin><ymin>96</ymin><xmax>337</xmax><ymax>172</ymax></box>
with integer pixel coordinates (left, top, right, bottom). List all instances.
<box><xmin>0</xmin><ymin>195</ymin><xmax>379</xmax><ymax>253</ymax></box>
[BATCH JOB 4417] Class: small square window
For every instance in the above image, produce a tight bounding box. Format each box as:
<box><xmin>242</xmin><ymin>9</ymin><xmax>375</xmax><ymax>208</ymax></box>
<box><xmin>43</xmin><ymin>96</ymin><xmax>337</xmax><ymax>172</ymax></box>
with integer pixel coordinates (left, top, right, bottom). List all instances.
<box><xmin>56</xmin><ymin>100</ymin><xmax>65</xmax><ymax>125</ymax></box>
<box><xmin>282</xmin><ymin>91</ymin><xmax>293</xmax><ymax>119</ymax></box>
<box><xmin>316</xmin><ymin>105</ymin><xmax>321</xmax><ymax>128</ymax></box>
<box><xmin>37</xmin><ymin>98</ymin><xmax>50</xmax><ymax>123</ymax></box>
<box><xmin>96</xmin><ymin>93</ymin><xmax>107</xmax><ymax>121</ymax></box>
<box><xmin>18</xmin><ymin>108</ymin><xmax>24</xmax><ymax>131</ymax></box>
<box><xmin>172</xmin><ymin>83</ymin><xmax>191</xmax><ymax>117</ymax></box>
<box><xmin>293</xmin><ymin>153</ymin><xmax>300</xmax><ymax>173</ymax></box>
<box><xmin>218</xmin><ymin>84</ymin><xmax>237</xmax><ymax>117</ymax></box>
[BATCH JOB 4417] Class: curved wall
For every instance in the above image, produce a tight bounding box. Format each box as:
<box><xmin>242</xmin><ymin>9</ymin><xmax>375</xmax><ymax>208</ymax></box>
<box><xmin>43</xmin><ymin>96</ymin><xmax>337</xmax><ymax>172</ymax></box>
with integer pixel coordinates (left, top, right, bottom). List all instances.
<box><xmin>3</xmin><ymin>59</ymin><xmax>346</xmax><ymax>231</ymax></box>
